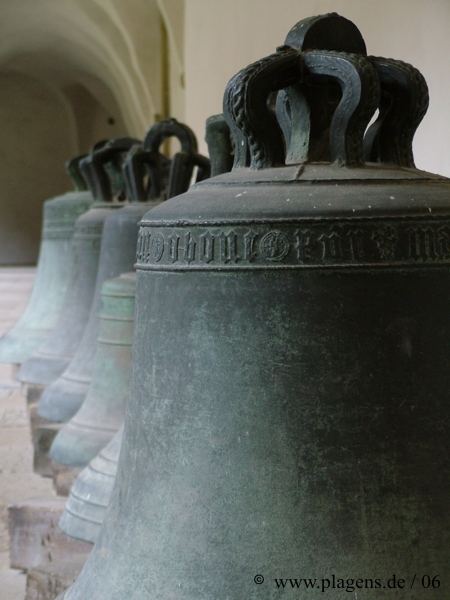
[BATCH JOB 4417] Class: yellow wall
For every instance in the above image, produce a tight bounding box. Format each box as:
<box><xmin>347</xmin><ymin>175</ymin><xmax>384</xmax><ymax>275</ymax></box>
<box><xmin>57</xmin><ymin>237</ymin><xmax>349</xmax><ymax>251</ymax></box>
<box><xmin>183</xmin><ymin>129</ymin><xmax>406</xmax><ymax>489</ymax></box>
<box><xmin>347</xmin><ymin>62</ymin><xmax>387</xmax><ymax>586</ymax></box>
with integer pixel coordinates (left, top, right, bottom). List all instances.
<box><xmin>184</xmin><ymin>0</ymin><xmax>450</xmax><ymax>176</ymax></box>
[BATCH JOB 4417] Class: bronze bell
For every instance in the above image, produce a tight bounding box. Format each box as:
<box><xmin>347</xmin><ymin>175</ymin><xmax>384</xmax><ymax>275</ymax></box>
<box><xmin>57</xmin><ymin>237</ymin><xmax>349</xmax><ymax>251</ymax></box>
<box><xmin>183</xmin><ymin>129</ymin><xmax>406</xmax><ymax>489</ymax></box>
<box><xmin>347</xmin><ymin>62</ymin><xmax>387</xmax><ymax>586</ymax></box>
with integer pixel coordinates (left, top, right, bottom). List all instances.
<box><xmin>58</xmin><ymin>117</ymin><xmax>227</xmax><ymax>544</ymax></box>
<box><xmin>17</xmin><ymin>140</ymin><xmax>135</xmax><ymax>392</ymax></box>
<box><xmin>48</xmin><ymin>120</ymin><xmax>210</xmax><ymax>460</ymax></box>
<box><xmin>49</xmin><ymin>273</ymin><xmax>135</xmax><ymax>467</ymax></box>
<box><xmin>64</xmin><ymin>15</ymin><xmax>450</xmax><ymax>597</ymax></box>
<box><xmin>0</xmin><ymin>155</ymin><xmax>93</xmax><ymax>365</ymax></box>
<box><xmin>36</xmin><ymin>138</ymin><xmax>140</xmax><ymax>422</ymax></box>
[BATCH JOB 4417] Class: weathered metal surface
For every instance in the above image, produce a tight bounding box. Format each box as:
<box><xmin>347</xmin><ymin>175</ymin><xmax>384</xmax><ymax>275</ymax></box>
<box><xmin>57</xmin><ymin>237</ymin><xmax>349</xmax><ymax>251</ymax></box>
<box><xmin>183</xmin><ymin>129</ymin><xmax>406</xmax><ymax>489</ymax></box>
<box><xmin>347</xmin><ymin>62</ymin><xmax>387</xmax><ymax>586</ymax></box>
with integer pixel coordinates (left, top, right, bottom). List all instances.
<box><xmin>61</xmin><ymin>14</ymin><xmax>450</xmax><ymax>600</ymax></box>
<box><xmin>0</xmin><ymin>157</ymin><xmax>92</xmax><ymax>364</ymax></box>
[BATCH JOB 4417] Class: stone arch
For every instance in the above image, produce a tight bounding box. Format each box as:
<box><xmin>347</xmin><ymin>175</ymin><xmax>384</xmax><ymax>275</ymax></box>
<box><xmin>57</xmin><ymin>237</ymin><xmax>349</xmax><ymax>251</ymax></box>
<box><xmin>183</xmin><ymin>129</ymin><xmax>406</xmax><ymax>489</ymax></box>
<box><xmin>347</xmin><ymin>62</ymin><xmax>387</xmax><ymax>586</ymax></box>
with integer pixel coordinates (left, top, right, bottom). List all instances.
<box><xmin>0</xmin><ymin>0</ymin><xmax>168</xmax><ymax>264</ymax></box>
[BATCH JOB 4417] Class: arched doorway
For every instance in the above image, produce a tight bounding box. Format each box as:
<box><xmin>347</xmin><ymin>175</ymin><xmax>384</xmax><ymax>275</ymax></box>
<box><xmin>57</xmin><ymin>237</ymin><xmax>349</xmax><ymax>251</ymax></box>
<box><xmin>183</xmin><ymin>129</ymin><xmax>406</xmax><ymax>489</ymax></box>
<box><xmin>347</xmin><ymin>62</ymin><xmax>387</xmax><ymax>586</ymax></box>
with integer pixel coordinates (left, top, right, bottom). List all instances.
<box><xmin>0</xmin><ymin>0</ymin><xmax>170</xmax><ymax>264</ymax></box>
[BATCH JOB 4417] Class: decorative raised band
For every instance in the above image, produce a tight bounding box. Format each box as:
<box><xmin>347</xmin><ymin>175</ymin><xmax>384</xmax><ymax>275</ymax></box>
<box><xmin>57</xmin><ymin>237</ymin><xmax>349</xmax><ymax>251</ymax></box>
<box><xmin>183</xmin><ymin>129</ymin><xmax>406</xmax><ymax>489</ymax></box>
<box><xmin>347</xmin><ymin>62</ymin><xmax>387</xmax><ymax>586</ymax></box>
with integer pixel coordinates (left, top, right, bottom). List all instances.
<box><xmin>136</xmin><ymin>218</ymin><xmax>450</xmax><ymax>271</ymax></box>
<box><xmin>43</xmin><ymin>227</ymin><xmax>76</xmax><ymax>239</ymax></box>
<box><xmin>42</xmin><ymin>218</ymin><xmax>80</xmax><ymax>239</ymax></box>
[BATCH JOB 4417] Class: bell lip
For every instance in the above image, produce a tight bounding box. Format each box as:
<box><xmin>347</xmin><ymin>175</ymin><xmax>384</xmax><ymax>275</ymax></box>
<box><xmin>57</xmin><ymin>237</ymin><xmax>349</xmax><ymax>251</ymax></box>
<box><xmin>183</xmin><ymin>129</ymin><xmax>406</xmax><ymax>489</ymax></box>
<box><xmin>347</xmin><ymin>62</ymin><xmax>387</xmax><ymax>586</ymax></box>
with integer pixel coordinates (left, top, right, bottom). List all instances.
<box><xmin>59</xmin><ymin>509</ymin><xmax>101</xmax><ymax>545</ymax></box>
<box><xmin>49</xmin><ymin>425</ymin><xmax>117</xmax><ymax>468</ymax></box>
<box><xmin>38</xmin><ymin>376</ymin><xmax>89</xmax><ymax>423</ymax></box>
<box><xmin>0</xmin><ymin>329</ymin><xmax>47</xmax><ymax>364</ymax></box>
<box><xmin>17</xmin><ymin>355</ymin><xmax>69</xmax><ymax>386</ymax></box>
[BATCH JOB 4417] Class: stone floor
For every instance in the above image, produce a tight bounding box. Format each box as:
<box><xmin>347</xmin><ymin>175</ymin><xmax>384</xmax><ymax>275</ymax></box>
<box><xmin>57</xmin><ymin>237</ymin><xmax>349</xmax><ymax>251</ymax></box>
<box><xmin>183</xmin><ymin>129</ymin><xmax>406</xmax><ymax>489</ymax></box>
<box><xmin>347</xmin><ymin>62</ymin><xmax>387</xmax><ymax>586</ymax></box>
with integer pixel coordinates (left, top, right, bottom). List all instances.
<box><xmin>0</xmin><ymin>268</ymin><xmax>55</xmax><ymax>599</ymax></box>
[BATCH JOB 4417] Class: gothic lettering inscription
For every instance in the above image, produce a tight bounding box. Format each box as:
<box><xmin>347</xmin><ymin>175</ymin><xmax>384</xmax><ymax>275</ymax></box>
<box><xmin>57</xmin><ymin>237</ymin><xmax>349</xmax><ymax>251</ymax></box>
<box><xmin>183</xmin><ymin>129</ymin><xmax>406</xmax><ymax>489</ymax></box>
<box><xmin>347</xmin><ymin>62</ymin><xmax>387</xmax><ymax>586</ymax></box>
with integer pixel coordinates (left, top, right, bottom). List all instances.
<box><xmin>135</xmin><ymin>218</ymin><xmax>450</xmax><ymax>270</ymax></box>
<box><xmin>259</xmin><ymin>231</ymin><xmax>290</xmax><ymax>261</ymax></box>
<box><xmin>406</xmin><ymin>226</ymin><xmax>450</xmax><ymax>261</ymax></box>
<box><xmin>220</xmin><ymin>232</ymin><xmax>239</xmax><ymax>263</ymax></box>
<box><xmin>372</xmin><ymin>226</ymin><xmax>398</xmax><ymax>260</ymax></box>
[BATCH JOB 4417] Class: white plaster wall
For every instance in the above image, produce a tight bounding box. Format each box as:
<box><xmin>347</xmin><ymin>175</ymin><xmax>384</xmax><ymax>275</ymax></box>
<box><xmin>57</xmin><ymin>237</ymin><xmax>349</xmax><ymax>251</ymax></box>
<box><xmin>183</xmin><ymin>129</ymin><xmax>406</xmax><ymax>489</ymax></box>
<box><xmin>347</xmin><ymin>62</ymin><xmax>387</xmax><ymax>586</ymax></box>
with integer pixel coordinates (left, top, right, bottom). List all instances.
<box><xmin>184</xmin><ymin>0</ymin><xmax>450</xmax><ymax>176</ymax></box>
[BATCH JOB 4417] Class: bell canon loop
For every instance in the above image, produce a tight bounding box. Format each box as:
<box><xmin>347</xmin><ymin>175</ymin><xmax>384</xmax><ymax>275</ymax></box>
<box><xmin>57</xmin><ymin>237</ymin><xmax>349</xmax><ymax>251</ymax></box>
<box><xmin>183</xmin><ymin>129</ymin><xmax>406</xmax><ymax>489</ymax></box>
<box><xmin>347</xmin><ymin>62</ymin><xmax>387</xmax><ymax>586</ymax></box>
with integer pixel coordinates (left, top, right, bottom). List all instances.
<box><xmin>61</xmin><ymin>14</ymin><xmax>450</xmax><ymax>600</ymax></box>
<box><xmin>59</xmin><ymin>118</ymin><xmax>224</xmax><ymax>542</ymax></box>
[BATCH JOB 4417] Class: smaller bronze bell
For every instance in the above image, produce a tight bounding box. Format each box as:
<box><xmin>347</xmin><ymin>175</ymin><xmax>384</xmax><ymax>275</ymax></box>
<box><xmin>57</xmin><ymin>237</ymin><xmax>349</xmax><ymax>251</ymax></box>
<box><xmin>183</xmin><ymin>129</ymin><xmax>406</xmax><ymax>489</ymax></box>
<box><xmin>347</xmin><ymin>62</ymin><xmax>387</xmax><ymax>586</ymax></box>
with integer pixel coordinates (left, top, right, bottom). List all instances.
<box><xmin>37</xmin><ymin>138</ymin><xmax>139</xmax><ymax>422</ymax></box>
<box><xmin>49</xmin><ymin>273</ymin><xmax>135</xmax><ymax>466</ymax></box>
<box><xmin>0</xmin><ymin>156</ymin><xmax>93</xmax><ymax>365</ymax></box>
<box><xmin>59</xmin><ymin>427</ymin><xmax>122</xmax><ymax>543</ymax></box>
<box><xmin>49</xmin><ymin>119</ymin><xmax>210</xmax><ymax>464</ymax></box>
<box><xmin>17</xmin><ymin>142</ymin><xmax>118</xmax><ymax>388</ymax></box>
<box><xmin>40</xmin><ymin>124</ymin><xmax>207</xmax><ymax>426</ymax></box>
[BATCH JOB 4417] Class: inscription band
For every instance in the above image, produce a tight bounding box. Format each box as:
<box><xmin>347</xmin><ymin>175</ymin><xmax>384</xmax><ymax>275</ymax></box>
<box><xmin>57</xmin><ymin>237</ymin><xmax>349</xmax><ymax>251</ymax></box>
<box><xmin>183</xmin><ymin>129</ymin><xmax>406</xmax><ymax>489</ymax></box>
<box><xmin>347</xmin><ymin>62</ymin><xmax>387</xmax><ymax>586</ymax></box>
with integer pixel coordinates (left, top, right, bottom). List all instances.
<box><xmin>135</xmin><ymin>218</ymin><xmax>450</xmax><ymax>270</ymax></box>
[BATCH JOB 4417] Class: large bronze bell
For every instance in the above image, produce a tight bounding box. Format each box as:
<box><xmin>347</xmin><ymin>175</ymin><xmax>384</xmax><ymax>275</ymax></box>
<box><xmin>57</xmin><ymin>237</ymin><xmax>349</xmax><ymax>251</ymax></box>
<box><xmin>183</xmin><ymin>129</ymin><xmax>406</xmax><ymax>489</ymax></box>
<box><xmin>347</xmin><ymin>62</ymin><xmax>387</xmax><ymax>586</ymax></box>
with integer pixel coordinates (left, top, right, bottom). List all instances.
<box><xmin>62</xmin><ymin>14</ymin><xmax>450</xmax><ymax>600</ymax></box>
<box><xmin>49</xmin><ymin>119</ymin><xmax>210</xmax><ymax>464</ymax></box>
<box><xmin>35</xmin><ymin>138</ymin><xmax>139</xmax><ymax>421</ymax></box>
<box><xmin>0</xmin><ymin>156</ymin><xmax>93</xmax><ymax>364</ymax></box>
<box><xmin>17</xmin><ymin>140</ymin><xmax>134</xmax><ymax>390</ymax></box>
